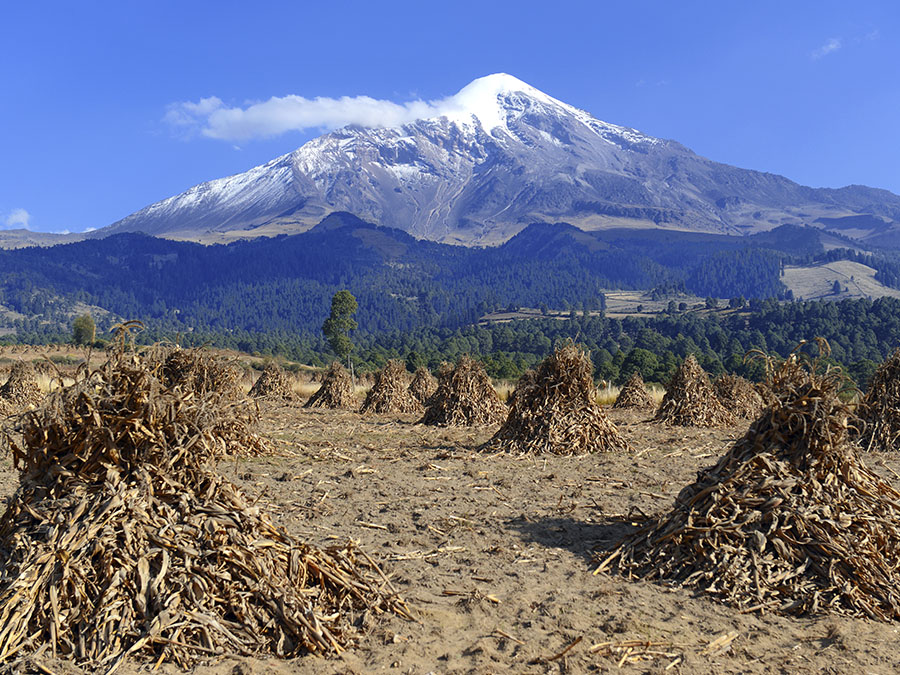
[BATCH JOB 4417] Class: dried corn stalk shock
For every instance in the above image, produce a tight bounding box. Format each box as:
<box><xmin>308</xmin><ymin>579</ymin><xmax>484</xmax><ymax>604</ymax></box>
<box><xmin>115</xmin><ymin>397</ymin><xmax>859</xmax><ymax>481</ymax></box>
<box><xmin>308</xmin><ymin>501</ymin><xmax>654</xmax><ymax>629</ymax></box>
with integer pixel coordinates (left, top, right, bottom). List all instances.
<box><xmin>420</xmin><ymin>356</ymin><xmax>506</xmax><ymax>427</ymax></box>
<box><xmin>360</xmin><ymin>360</ymin><xmax>421</xmax><ymax>415</ymax></box>
<box><xmin>855</xmin><ymin>347</ymin><xmax>900</xmax><ymax>452</ymax></box>
<box><xmin>654</xmin><ymin>355</ymin><xmax>736</xmax><ymax>427</ymax></box>
<box><xmin>408</xmin><ymin>367</ymin><xmax>437</xmax><ymax>405</ymax></box>
<box><xmin>713</xmin><ymin>373</ymin><xmax>766</xmax><ymax>420</ymax></box>
<box><xmin>0</xmin><ymin>333</ymin><xmax>409</xmax><ymax>673</ymax></box>
<box><xmin>484</xmin><ymin>343</ymin><xmax>629</xmax><ymax>455</ymax></box>
<box><xmin>0</xmin><ymin>362</ymin><xmax>44</xmax><ymax>411</ymax></box>
<box><xmin>248</xmin><ymin>362</ymin><xmax>296</xmax><ymax>401</ymax></box>
<box><xmin>612</xmin><ymin>372</ymin><xmax>655</xmax><ymax>410</ymax></box>
<box><xmin>156</xmin><ymin>345</ymin><xmax>244</xmax><ymax>401</ymax></box>
<box><xmin>304</xmin><ymin>361</ymin><xmax>355</xmax><ymax>409</ymax></box>
<box><xmin>599</xmin><ymin>339</ymin><xmax>900</xmax><ymax>621</ymax></box>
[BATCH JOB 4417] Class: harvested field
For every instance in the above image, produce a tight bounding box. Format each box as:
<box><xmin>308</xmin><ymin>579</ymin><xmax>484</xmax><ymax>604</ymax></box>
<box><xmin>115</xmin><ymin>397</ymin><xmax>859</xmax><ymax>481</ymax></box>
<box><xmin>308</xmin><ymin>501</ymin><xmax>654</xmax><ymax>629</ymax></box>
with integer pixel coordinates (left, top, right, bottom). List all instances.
<box><xmin>3</xmin><ymin>347</ymin><xmax>900</xmax><ymax>672</ymax></box>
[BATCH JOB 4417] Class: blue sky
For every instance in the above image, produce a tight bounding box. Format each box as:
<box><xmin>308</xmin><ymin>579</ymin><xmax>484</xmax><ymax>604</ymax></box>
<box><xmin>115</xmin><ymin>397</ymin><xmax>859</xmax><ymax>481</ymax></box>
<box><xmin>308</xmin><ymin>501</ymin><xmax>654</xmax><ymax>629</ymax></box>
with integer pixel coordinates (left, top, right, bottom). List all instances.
<box><xmin>1</xmin><ymin>1</ymin><xmax>898</xmax><ymax>233</ymax></box>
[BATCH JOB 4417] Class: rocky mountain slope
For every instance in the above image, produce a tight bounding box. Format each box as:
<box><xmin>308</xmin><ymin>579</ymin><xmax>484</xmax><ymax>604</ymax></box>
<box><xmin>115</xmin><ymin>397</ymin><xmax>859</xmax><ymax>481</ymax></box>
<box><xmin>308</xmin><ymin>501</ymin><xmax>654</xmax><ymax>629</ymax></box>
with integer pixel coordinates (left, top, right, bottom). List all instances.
<box><xmin>101</xmin><ymin>74</ymin><xmax>900</xmax><ymax>246</ymax></box>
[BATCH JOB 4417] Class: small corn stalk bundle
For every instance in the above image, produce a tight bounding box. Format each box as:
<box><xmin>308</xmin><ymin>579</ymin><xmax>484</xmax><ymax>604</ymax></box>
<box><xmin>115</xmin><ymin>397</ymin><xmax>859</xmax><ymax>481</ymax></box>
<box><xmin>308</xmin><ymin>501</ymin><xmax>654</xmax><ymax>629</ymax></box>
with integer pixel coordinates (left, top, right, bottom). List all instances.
<box><xmin>483</xmin><ymin>343</ymin><xmax>629</xmax><ymax>455</ymax></box>
<box><xmin>713</xmin><ymin>373</ymin><xmax>766</xmax><ymax>420</ymax></box>
<box><xmin>157</xmin><ymin>346</ymin><xmax>244</xmax><ymax>401</ymax></box>
<box><xmin>408</xmin><ymin>367</ymin><xmax>437</xmax><ymax>405</ymax></box>
<box><xmin>0</xmin><ymin>361</ymin><xmax>44</xmax><ymax>411</ymax></box>
<box><xmin>599</xmin><ymin>339</ymin><xmax>900</xmax><ymax>621</ymax></box>
<box><xmin>654</xmin><ymin>355</ymin><xmax>736</xmax><ymax>427</ymax></box>
<box><xmin>854</xmin><ymin>347</ymin><xmax>900</xmax><ymax>452</ymax></box>
<box><xmin>248</xmin><ymin>362</ymin><xmax>296</xmax><ymax>401</ymax></box>
<box><xmin>420</xmin><ymin>355</ymin><xmax>506</xmax><ymax>427</ymax></box>
<box><xmin>612</xmin><ymin>372</ymin><xmax>655</xmax><ymax>410</ymax></box>
<box><xmin>304</xmin><ymin>361</ymin><xmax>355</xmax><ymax>409</ymax></box>
<box><xmin>0</xmin><ymin>337</ymin><xmax>409</xmax><ymax>672</ymax></box>
<box><xmin>360</xmin><ymin>360</ymin><xmax>421</xmax><ymax>414</ymax></box>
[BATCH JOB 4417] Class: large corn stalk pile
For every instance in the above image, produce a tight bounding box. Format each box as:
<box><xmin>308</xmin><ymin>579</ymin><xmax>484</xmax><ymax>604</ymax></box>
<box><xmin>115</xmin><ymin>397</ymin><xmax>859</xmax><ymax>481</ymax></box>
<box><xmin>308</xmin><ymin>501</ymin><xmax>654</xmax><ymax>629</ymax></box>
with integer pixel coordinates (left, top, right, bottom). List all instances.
<box><xmin>600</xmin><ymin>340</ymin><xmax>900</xmax><ymax>621</ymax></box>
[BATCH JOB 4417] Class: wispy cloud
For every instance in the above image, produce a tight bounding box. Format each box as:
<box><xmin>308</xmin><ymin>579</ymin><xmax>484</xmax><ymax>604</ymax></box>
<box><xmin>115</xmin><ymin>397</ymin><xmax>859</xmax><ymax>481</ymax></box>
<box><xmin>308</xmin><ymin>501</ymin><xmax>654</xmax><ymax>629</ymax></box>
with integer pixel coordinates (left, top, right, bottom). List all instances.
<box><xmin>811</xmin><ymin>37</ymin><xmax>842</xmax><ymax>60</ymax></box>
<box><xmin>165</xmin><ymin>94</ymin><xmax>439</xmax><ymax>141</ymax></box>
<box><xmin>2</xmin><ymin>208</ymin><xmax>30</xmax><ymax>230</ymax></box>
<box><xmin>164</xmin><ymin>76</ymin><xmax>528</xmax><ymax>142</ymax></box>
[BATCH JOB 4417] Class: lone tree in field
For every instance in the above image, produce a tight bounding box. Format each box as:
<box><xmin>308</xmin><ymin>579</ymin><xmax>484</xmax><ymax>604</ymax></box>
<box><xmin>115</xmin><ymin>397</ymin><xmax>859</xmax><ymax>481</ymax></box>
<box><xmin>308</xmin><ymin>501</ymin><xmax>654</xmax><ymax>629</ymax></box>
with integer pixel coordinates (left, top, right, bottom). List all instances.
<box><xmin>72</xmin><ymin>314</ymin><xmax>96</xmax><ymax>346</ymax></box>
<box><xmin>322</xmin><ymin>290</ymin><xmax>358</xmax><ymax>365</ymax></box>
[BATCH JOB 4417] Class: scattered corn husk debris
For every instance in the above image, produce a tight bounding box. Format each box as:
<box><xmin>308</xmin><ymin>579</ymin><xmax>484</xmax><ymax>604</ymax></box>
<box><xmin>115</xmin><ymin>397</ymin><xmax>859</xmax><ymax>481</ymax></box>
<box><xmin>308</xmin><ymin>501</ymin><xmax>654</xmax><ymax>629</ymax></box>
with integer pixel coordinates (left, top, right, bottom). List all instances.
<box><xmin>483</xmin><ymin>343</ymin><xmax>628</xmax><ymax>455</ymax></box>
<box><xmin>654</xmin><ymin>355</ymin><xmax>736</xmax><ymax>427</ymax></box>
<box><xmin>408</xmin><ymin>367</ymin><xmax>437</xmax><ymax>405</ymax></box>
<box><xmin>0</xmin><ymin>334</ymin><xmax>409</xmax><ymax>672</ymax></box>
<box><xmin>304</xmin><ymin>361</ymin><xmax>355</xmax><ymax>409</ymax></box>
<box><xmin>360</xmin><ymin>360</ymin><xmax>421</xmax><ymax>414</ymax></box>
<box><xmin>613</xmin><ymin>372</ymin><xmax>655</xmax><ymax>410</ymax></box>
<box><xmin>590</xmin><ymin>639</ymin><xmax>681</xmax><ymax>667</ymax></box>
<box><xmin>855</xmin><ymin>347</ymin><xmax>900</xmax><ymax>452</ymax></box>
<box><xmin>248</xmin><ymin>362</ymin><xmax>295</xmax><ymax>401</ymax></box>
<box><xmin>713</xmin><ymin>373</ymin><xmax>766</xmax><ymax>420</ymax></box>
<box><xmin>600</xmin><ymin>339</ymin><xmax>900</xmax><ymax>621</ymax></box>
<box><xmin>0</xmin><ymin>361</ymin><xmax>44</xmax><ymax>411</ymax></box>
<box><xmin>420</xmin><ymin>356</ymin><xmax>506</xmax><ymax>427</ymax></box>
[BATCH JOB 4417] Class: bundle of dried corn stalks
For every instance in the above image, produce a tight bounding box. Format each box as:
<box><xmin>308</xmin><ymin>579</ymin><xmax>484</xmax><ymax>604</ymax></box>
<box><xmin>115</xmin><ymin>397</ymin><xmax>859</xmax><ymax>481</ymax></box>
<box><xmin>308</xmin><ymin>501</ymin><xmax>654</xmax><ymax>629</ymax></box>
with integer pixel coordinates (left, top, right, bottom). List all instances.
<box><xmin>420</xmin><ymin>356</ymin><xmax>506</xmax><ymax>427</ymax></box>
<box><xmin>408</xmin><ymin>367</ymin><xmax>437</xmax><ymax>405</ymax></box>
<box><xmin>248</xmin><ymin>362</ymin><xmax>296</xmax><ymax>401</ymax></box>
<box><xmin>654</xmin><ymin>355</ymin><xmax>736</xmax><ymax>427</ymax></box>
<box><xmin>360</xmin><ymin>360</ymin><xmax>420</xmax><ymax>414</ymax></box>
<box><xmin>0</xmin><ymin>334</ymin><xmax>408</xmax><ymax>672</ymax></box>
<box><xmin>599</xmin><ymin>339</ymin><xmax>900</xmax><ymax>621</ymax></box>
<box><xmin>713</xmin><ymin>373</ymin><xmax>766</xmax><ymax>420</ymax></box>
<box><xmin>0</xmin><ymin>361</ymin><xmax>44</xmax><ymax>411</ymax></box>
<box><xmin>483</xmin><ymin>343</ymin><xmax>628</xmax><ymax>455</ymax></box>
<box><xmin>855</xmin><ymin>348</ymin><xmax>900</xmax><ymax>452</ymax></box>
<box><xmin>613</xmin><ymin>372</ymin><xmax>655</xmax><ymax>410</ymax></box>
<box><xmin>304</xmin><ymin>361</ymin><xmax>355</xmax><ymax>409</ymax></box>
<box><xmin>157</xmin><ymin>346</ymin><xmax>243</xmax><ymax>401</ymax></box>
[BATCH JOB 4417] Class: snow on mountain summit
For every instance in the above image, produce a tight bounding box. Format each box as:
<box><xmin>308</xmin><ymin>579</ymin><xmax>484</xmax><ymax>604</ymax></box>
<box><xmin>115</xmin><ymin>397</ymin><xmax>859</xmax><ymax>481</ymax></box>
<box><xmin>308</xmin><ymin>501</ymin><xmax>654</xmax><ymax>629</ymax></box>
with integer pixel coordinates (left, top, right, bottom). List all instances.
<box><xmin>434</xmin><ymin>73</ymin><xmax>563</xmax><ymax>131</ymax></box>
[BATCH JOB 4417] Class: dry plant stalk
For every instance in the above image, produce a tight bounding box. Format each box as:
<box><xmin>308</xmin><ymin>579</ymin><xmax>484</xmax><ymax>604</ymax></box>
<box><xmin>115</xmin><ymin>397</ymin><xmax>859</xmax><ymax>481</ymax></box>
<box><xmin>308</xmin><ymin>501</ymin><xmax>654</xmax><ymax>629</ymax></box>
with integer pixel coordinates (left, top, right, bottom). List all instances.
<box><xmin>613</xmin><ymin>372</ymin><xmax>655</xmax><ymax>409</ymax></box>
<box><xmin>855</xmin><ymin>348</ymin><xmax>900</xmax><ymax>452</ymax></box>
<box><xmin>654</xmin><ymin>355</ymin><xmax>736</xmax><ymax>427</ymax></box>
<box><xmin>0</xmin><ymin>362</ymin><xmax>44</xmax><ymax>411</ymax></box>
<box><xmin>0</xmin><ymin>335</ymin><xmax>408</xmax><ymax>672</ymax></box>
<box><xmin>304</xmin><ymin>362</ymin><xmax>355</xmax><ymax>409</ymax></box>
<box><xmin>484</xmin><ymin>343</ymin><xmax>628</xmax><ymax>455</ymax></box>
<box><xmin>360</xmin><ymin>360</ymin><xmax>420</xmax><ymax>414</ymax></box>
<box><xmin>713</xmin><ymin>373</ymin><xmax>766</xmax><ymax>420</ymax></box>
<box><xmin>420</xmin><ymin>356</ymin><xmax>506</xmax><ymax>427</ymax></box>
<box><xmin>248</xmin><ymin>362</ymin><xmax>296</xmax><ymax>401</ymax></box>
<box><xmin>408</xmin><ymin>367</ymin><xmax>437</xmax><ymax>405</ymax></box>
<box><xmin>601</xmin><ymin>339</ymin><xmax>900</xmax><ymax>621</ymax></box>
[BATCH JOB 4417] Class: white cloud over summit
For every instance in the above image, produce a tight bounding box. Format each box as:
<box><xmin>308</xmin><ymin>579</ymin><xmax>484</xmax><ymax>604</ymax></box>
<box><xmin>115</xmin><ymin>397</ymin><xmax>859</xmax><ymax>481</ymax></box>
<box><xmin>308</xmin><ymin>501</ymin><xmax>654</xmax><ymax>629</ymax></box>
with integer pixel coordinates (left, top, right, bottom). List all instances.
<box><xmin>163</xmin><ymin>74</ymin><xmax>543</xmax><ymax>142</ymax></box>
<box><xmin>165</xmin><ymin>93</ymin><xmax>447</xmax><ymax>141</ymax></box>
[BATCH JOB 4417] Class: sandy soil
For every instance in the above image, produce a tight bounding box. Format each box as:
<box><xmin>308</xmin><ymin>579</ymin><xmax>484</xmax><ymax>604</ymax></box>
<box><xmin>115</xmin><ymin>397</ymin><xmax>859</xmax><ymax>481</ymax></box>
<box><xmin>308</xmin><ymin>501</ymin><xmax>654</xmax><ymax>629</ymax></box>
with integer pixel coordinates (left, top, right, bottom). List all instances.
<box><xmin>2</xmin><ymin>402</ymin><xmax>881</xmax><ymax>674</ymax></box>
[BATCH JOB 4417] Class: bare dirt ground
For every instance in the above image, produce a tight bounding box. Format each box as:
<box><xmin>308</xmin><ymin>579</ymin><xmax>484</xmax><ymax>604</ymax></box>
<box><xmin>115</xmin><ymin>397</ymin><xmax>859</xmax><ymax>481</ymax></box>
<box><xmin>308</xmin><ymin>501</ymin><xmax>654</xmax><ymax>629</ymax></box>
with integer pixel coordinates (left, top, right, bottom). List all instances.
<box><xmin>7</xmin><ymin>402</ymin><xmax>882</xmax><ymax>674</ymax></box>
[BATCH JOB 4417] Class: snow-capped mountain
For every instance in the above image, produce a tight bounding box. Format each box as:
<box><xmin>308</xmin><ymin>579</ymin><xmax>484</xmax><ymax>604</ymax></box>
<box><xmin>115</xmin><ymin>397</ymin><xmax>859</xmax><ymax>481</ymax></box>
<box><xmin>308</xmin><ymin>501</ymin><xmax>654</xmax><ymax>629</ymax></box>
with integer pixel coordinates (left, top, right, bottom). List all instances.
<box><xmin>102</xmin><ymin>74</ymin><xmax>900</xmax><ymax>245</ymax></box>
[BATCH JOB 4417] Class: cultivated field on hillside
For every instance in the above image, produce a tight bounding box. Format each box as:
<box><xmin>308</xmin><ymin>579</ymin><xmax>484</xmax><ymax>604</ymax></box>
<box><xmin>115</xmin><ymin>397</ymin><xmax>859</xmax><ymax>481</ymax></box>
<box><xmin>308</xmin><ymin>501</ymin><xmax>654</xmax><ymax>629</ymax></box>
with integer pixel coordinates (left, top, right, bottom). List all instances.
<box><xmin>783</xmin><ymin>260</ymin><xmax>900</xmax><ymax>302</ymax></box>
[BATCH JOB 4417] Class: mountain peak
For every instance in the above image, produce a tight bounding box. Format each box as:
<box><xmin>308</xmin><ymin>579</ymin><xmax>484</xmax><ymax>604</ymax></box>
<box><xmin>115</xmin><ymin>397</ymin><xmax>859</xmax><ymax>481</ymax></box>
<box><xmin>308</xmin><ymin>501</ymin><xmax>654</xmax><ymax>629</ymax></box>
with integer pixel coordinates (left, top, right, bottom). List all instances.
<box><xmin>436</xmin><ymin>73</ymin><xmax>564</xmax><ymax>131</ymax></box>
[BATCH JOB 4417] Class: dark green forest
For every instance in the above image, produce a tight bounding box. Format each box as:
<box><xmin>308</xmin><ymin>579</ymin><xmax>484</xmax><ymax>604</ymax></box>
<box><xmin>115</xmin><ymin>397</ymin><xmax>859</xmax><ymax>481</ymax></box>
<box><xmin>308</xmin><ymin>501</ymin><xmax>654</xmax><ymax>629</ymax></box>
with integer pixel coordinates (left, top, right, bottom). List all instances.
<box><xmin>3</xmin><ymin>213</ymin><xmax>900</xmax><ymax>389</ymax></box>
